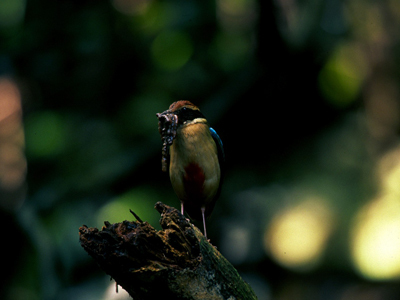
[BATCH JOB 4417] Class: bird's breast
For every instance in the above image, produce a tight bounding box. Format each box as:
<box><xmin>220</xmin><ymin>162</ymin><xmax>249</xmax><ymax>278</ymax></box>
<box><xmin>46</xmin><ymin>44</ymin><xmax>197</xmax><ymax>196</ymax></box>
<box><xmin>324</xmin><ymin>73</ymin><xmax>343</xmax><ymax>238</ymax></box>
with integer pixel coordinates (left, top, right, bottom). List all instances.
<box><xmin>169</xmin><ymin>120</ymin><xmax>221</xmax><ymax>209</ymax></box>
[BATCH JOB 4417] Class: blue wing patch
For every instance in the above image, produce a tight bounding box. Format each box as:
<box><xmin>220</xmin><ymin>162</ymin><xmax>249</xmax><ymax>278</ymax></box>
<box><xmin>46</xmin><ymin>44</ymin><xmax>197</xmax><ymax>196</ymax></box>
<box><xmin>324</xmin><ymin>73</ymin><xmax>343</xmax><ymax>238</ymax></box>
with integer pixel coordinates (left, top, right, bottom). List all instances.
<box><xmin>210</xmin><ymin>127</ymin><xmax>224</xmax><ymax>200</ymax></box>
<box><xmin>210</xmin><ymin>127</ymin><xmax>225</xmax><ymax>164</ymax></box>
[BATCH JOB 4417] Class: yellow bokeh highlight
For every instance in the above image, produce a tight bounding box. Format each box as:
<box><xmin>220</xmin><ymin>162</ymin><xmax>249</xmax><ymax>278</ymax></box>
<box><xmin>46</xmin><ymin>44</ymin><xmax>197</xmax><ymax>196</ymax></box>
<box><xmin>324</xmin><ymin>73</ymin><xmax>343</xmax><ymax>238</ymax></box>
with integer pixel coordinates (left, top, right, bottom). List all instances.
<box><xmin>351</xmin><ymin>146</ymin><xmax>400</xmax><ymax>280</ymax></box>
<box><xmin>265</xmin><ymin>198</ymin><xmax>333</xmax><ymax>270</ymax></box>
<box><xmin>376</xmin><ymin>146</ymin><xmax>400</xmax><ymax>196</ymax></box>
<box><xmin>351</xmin><ymin>195</ymin><xmax>400</xmax><ymax>280</ymax></box>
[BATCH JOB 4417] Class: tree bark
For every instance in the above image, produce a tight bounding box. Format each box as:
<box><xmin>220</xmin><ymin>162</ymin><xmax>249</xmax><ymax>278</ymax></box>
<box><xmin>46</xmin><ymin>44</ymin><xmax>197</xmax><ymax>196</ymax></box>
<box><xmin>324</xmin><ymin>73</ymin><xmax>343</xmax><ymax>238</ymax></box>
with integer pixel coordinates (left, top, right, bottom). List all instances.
<box><xmin>79</xmin><ymin>202</ymin><xmax>258</xmax><ymax>300</ymax></box>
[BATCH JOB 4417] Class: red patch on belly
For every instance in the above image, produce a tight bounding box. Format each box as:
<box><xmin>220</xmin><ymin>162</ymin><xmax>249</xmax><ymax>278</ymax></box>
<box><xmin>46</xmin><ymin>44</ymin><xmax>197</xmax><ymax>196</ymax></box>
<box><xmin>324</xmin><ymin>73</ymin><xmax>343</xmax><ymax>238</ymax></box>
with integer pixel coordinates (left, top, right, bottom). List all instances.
<box><xmin>183</xmin><ymin>163</ymin><xmax>205</xmax><ymax>200</ymax></box>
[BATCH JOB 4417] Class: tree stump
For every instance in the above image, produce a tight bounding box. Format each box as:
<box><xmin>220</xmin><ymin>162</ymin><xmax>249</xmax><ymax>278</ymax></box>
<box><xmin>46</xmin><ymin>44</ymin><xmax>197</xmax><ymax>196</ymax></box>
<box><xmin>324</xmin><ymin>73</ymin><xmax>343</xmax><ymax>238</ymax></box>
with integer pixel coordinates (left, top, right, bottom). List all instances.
<box><xmin>79</xmin><ymin>202</ymin><xmax>258</xmax><ymax>300</ymax></box>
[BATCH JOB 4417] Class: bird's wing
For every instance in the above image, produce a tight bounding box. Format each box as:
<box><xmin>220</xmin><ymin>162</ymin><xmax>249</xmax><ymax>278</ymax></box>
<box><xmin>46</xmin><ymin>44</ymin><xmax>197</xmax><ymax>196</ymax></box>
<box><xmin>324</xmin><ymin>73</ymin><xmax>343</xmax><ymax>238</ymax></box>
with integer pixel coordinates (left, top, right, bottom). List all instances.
<box><xmin>209</xmin><ymin>127</ymin><xmax>225</xmax><ymax>171</ymax></box>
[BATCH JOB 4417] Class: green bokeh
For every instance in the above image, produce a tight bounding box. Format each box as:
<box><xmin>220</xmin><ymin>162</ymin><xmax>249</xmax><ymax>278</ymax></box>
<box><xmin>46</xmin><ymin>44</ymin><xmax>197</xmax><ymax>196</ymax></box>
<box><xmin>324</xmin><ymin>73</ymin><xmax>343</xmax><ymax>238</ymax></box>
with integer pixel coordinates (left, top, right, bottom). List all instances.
<box><xmin>24</xmin><ymin>111</ymin><xmax>68</xmax><ymax>159</ymax></box>
<box><xmin>318</xmin><ymin>45</ymin><xmax>365</xmax><ymax>108</ymax></box>
<box><xmin>0</xmin><ymin>0</ymin><xmax>25</xmax><ymax>28</ymax></box>
<box><xmin>97</xmin><ymin>187</ymin><xmax>161</xmax><ymax>227</ymax></box>
<box><xmin>4</xmin><ymin>0</ymin><xmax>400</xmax><ymax>299</ymax></box>
<box><xmin>151</xmin><ymin>30</ymin><xmax>193</xmax><ymax>70</ymax></box>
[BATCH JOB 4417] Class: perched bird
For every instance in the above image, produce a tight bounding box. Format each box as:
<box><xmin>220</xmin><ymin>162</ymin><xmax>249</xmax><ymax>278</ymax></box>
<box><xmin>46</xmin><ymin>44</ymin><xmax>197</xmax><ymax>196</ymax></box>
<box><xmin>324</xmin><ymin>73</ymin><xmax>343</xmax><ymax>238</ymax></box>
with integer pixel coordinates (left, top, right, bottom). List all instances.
<box><xmin>157</xmin><ymin>100</ymin><xmax>224</xmax><ymax>238</ymax></box>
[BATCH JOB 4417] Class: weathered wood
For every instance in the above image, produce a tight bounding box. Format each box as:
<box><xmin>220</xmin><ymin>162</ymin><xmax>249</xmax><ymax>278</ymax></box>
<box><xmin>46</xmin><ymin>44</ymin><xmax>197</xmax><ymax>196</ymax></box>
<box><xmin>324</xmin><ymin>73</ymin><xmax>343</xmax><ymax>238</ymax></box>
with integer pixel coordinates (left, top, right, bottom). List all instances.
<box><xmin>79</xmin><ymin>202</ymin><xmax>257</xmax><ymax>300</ymax></box>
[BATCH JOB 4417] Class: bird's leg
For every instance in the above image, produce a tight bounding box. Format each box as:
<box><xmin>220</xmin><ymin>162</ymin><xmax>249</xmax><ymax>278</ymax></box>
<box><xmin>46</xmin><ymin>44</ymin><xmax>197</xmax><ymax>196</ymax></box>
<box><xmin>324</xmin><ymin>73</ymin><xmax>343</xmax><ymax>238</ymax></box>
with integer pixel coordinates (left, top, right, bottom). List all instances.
<box><xmin>181</xmin><ymin>202</ymin><xmax>184</xmax><ymax>216</ymax></box>
<box><xmin>201</xmin><ymin>207</ymin><xmax>207</xmax><ymax>239</ymax></box>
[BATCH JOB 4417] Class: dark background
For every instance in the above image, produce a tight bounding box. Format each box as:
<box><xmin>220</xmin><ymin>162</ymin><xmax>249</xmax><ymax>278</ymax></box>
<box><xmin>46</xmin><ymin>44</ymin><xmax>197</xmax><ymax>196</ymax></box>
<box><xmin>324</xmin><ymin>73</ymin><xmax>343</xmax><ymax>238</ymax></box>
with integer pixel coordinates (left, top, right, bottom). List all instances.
<box><xmin>1</xmin><ymin>0</ymin><xmax>400</xmax><ymax>299</ymax></box>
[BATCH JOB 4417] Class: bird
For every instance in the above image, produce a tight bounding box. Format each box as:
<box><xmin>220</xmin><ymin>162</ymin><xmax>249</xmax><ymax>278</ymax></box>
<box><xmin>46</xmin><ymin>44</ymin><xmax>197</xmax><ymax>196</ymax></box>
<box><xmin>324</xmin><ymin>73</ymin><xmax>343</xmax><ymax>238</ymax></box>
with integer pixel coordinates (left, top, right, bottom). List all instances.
<box><xmin>156</xmin><ymin>100</ymin><xmax>224</xmax><ymax>239</ymax></box>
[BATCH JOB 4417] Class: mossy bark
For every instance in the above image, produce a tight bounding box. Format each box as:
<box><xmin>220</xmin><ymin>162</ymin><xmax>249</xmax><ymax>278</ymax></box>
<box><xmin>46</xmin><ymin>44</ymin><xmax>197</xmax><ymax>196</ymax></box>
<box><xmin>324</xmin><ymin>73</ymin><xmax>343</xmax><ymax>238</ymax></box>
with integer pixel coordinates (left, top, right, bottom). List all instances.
<box><xmin>79</xmin><ymin>202</ymin><xmax>257</xmax><ymax>300</ymax></box>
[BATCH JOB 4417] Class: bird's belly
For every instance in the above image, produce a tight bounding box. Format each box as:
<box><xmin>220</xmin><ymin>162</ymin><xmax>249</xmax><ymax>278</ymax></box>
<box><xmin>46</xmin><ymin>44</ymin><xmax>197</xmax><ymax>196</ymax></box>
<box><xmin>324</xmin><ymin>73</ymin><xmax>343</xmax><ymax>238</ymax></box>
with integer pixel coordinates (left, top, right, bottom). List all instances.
<box><xmin>169</xmin><ymin>124</ymin><xmax>220</xmax><ymax>214</ymax></box>
<box><xmin>170</xmin><ymin>156</ymin><xmax>220</xmax><ymax>204</ymax></box>
<box><xmin>183</xmin><ymin>162</ymin><xmax>206</xmax><ymax>200</ymax></box>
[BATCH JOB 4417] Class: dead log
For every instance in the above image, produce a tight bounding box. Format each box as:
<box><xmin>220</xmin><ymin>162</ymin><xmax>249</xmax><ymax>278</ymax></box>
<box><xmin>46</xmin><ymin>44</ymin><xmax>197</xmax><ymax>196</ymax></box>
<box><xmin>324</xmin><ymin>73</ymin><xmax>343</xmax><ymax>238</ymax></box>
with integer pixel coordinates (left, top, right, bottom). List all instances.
<box><xmin>79</xmin><ymin>202</ymin><xmax>258</xmax><ymax>300</ymax></box>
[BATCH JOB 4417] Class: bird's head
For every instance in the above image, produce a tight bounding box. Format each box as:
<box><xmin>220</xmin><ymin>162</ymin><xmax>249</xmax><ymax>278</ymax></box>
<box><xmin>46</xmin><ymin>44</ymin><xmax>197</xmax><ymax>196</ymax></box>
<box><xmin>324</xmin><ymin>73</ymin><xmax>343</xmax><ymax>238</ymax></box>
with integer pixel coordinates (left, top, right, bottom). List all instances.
<box><xmin>166</xmin><ymin>100</ymin><xmax>205</xmax><ymax>125</ymax></box>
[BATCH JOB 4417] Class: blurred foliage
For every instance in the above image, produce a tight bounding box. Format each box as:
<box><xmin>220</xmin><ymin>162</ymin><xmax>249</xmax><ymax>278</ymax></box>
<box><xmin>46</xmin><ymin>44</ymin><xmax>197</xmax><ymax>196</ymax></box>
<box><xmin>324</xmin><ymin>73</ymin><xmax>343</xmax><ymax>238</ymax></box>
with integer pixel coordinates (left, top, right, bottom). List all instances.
<box><xmin>1</xmin><ymin>0</ymin><xmax>400</xmax><ymax>299</ymax></box>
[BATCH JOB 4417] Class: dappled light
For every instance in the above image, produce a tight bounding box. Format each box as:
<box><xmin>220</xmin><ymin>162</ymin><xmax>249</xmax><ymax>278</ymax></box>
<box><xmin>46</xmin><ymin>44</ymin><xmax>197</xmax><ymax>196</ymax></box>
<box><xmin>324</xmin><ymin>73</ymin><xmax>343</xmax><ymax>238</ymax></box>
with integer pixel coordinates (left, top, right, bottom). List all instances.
<box><xmin>220</xmin><ymin>222</ymin><xmax>251</xmax><ymax>265</ymax></box>
<box><xmin>217</xmin><ymin>0</ymin><xmax>258</xmax><ymax>31</ymax></box>
<box><xmin>103</xmin><ymin>281</ymin><xmax>130</xmax><ymax>300</ymax></box>
<box><xmin>111</xmin><ymin>0</ymin><xmax>151</xmax><ymax>16</ymax></box>
<box><xmin>265</xmin><ymin>198</ymin><xmax>334</xmax><ymax>271</ymax></box>
<box><xmin>0</xmin><ymin>77</ymin><xmax>26</xmax><ymax>211</ymax></box>
<box><xmin>97</xmin><ymin>187</ymin><xmax>163</xmax><ymax>228</ymax></box>
<box><xmin>151</xmin><ymin>30</ymin><xmax>193</xmax><ymax>70</ymax></box>
<box><xmin>351</xmin><ymin>146</ymin><xmax>400</xmax><ymax>280</ymax></box>
<box><xmin>3</xmin><ymin>0</ymin><xmax>400</xmax><ymax>299</ymax></box>
<box><xmin>215</xmin><ymin>0</ymin><xmax>257</xmax><ymax>71</ymax></box>
<box><xmin>0</xmin><ymin>0</ymin><xmax>26</xmax><ymax>28</ymax></box>
<box><xmin>24</xmin><ymin>111</ymin><xmax>68</xmax><ymax>159</ymax></box>
<box><xmin>351</xmin><ymin>194</ymin><xmax>400</xmax><ymax>280</ymax></box>
<box><xmin>318</xmin><ymin>41</ymin><xmax>368</xmax><ymax>108</ymax></box>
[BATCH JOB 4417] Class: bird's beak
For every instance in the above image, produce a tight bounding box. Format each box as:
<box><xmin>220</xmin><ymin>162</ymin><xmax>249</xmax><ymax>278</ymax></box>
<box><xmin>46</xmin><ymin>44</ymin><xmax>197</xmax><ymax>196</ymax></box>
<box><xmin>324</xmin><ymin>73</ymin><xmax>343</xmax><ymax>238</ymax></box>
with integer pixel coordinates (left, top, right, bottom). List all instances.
<box><xmin>157</xmin><ymin>108</ymin><xmax>172</xmax><ymax>116</ymax></box>
<box><xmin>156</xmin><ymin>109</ymin><xmax>179</xmax><ymax>142</ymax></box>
<box><xmin>156</xmin><ymin>109</ymin><xmax>179</xmax><ymax>172</ymax></box>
